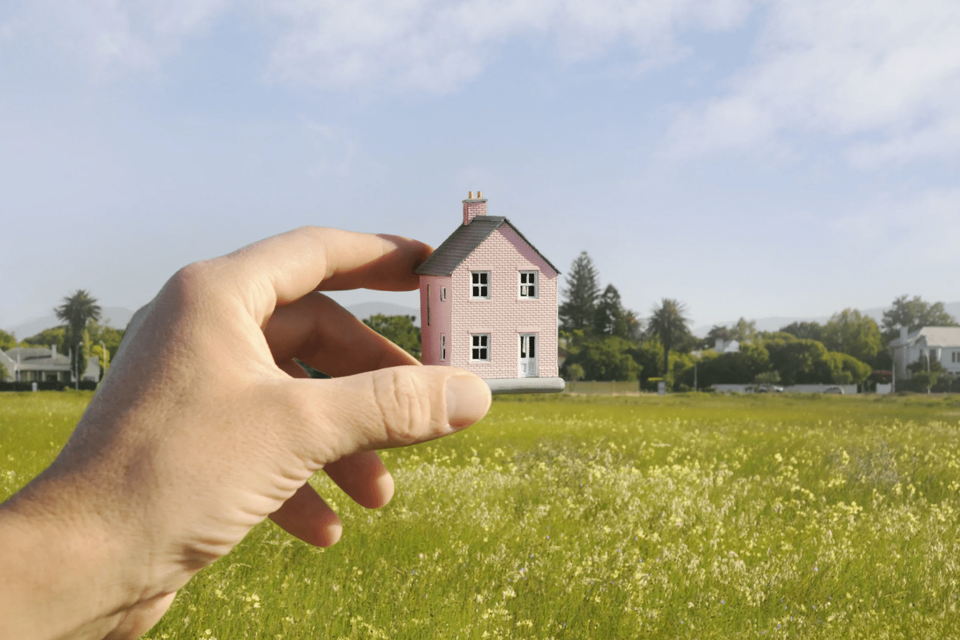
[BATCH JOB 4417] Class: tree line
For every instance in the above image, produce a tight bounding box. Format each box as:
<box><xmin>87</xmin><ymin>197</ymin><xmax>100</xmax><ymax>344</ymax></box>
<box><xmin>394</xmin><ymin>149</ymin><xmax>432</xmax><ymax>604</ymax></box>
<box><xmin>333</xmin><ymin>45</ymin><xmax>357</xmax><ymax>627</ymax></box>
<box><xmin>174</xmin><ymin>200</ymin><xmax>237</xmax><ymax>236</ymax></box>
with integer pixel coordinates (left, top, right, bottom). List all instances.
<box><xmin>559</xmin><ymin>253</ymin><xmax>959</xmax><ymax>391</ymax></box>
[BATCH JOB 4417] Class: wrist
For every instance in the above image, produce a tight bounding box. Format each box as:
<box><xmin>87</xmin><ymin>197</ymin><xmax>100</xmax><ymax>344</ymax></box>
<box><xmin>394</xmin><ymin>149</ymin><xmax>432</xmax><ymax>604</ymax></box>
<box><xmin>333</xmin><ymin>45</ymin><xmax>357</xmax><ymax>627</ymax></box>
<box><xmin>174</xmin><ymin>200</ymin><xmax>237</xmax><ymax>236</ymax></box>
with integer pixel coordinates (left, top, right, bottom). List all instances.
<box><xmin>0</xmin><ymin>476</ymin><xmax>149</xmax><ymax>640</ymax></box>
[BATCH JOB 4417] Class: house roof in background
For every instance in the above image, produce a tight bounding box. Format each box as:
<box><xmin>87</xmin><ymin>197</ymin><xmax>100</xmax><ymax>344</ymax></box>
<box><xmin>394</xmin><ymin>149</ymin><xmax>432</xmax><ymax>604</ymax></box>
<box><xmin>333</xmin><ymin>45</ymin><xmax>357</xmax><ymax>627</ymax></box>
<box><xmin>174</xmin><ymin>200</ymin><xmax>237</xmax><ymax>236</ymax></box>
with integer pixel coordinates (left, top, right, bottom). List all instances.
<box><xmin>890</xmin><ymin>327</ymin><xmax>960</xmax><ymax>348</ymax></box>
<box><xmin>2</xmin><ymin>347</ymin><xmax>72</xmax><ymax>371</ymax></box>
<box><xmin>415</xmin><ymin>216</ymin><xmax>560</xmax><ymax>277</ymax></box>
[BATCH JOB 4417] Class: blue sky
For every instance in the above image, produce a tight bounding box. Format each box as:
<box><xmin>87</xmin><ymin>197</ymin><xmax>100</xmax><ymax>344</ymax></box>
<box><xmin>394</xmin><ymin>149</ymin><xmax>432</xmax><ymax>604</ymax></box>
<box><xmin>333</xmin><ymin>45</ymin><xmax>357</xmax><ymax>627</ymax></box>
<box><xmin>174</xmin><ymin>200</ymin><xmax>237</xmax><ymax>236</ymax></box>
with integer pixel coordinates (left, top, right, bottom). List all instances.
<box><xmin>3</xmin><ymin>0</ymin><xmax>960</xmax><ymax>333</ymax></box>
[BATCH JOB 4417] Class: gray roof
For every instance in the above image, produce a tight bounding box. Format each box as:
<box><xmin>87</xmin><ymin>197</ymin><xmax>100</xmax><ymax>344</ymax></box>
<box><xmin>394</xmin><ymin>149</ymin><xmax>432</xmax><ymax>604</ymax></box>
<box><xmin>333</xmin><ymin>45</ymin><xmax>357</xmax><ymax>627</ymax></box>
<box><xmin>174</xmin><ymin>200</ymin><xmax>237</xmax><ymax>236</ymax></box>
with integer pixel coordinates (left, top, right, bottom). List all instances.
<box><xmin>3</xmin><ymin>347</ymin><xmax>72</xmax><ymax>371</ymax></box>
<box><xmin>890</xmin><ymin>326</ymin><xmax>960</xmax><ymax>348</ymax></box>
<box><xmin>415</xmin><ymin>216</ymin><xmax>560</xmax><ymax>277</ymax></box>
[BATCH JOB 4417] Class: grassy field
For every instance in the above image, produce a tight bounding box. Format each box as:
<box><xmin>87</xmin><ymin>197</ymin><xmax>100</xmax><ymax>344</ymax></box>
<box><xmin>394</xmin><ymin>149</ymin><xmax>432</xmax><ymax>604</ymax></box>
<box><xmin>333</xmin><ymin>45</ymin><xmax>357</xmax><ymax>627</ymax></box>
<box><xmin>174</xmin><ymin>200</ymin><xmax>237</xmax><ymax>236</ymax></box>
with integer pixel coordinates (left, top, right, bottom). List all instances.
<box><xmin>3</xmin><ymin>392</ymin><xmax>960</xmax><ymax>638</ymax></box>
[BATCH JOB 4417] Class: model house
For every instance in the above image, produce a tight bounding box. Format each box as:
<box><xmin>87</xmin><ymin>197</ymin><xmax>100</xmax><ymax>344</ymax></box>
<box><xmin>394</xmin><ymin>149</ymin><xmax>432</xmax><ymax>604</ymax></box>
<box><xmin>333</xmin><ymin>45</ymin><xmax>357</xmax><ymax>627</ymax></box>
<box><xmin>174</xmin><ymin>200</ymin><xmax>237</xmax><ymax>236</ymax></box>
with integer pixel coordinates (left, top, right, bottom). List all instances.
<box><xmin>889</xmin><ymin>326</ymin><xmax>960</xmax><ymax>381</ymax></box>
<box><xmin>416</xmin><ymin>192</ymin><xmax>564</xmax><ymax>393</ymax></box>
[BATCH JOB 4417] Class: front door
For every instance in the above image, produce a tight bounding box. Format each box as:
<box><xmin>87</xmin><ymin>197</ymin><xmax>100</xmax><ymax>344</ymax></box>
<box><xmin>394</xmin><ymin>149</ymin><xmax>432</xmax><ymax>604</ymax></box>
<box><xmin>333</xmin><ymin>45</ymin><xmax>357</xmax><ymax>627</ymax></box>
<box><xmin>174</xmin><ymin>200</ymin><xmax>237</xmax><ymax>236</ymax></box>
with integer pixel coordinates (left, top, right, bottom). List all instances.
<box><xmin>519</xmin><ymin>334</ymin><xmax>537</xmax><ymax>378</ymax></box>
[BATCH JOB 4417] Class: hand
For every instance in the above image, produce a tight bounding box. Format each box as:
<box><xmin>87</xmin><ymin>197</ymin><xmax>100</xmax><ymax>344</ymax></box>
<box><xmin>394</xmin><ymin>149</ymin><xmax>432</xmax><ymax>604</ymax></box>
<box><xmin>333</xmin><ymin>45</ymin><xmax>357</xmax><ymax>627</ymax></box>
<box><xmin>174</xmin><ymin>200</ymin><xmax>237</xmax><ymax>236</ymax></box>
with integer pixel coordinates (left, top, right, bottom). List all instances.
<box><xmin>0</xmin><ymin>227</ymin><xmax>491</xmax><ymax>640</ymax></box>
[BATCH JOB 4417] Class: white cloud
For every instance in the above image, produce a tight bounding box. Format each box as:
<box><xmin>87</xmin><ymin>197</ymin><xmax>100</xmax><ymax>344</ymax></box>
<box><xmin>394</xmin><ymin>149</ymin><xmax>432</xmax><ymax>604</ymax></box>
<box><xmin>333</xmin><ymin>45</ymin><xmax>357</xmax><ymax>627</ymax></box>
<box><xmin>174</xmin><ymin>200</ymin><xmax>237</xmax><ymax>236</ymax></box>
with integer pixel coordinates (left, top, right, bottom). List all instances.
<box><xmin>3</xmin><ymin>0</ymin><xmax>754</xmax><ymax>89</ymax></box>
<box><xmin>5</xmin><ymin>0</ymin><xmax>232</xmax><ymax>74</ymax></box>
<box><xmin>263</xmin><ymin>0</ymin><xmax>754</xmax><ymax>91</ymax></box>
<box><xmin>665</xmin><ymin>0</ymin><xmax>960</xmax><ymax>165</ymax></box>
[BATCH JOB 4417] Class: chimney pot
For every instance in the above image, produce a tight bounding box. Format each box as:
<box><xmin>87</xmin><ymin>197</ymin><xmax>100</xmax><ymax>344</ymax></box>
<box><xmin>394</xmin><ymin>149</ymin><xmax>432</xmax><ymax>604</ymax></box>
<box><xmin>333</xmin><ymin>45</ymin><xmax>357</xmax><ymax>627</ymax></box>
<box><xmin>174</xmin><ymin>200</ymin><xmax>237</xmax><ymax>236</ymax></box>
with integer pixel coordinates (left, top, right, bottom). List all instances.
<box><xmin>468</xmin><ymin>191</ymin><xmax>473</xmax><ymax>198</ymax></box>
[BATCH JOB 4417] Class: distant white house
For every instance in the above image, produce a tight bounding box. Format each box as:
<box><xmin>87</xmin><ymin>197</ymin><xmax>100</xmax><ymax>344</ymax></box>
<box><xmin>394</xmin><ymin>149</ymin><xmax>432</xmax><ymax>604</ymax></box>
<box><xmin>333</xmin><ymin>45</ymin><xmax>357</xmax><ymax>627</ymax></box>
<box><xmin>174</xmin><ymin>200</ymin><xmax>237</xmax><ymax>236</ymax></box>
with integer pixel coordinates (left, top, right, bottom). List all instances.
<box><xmin>0</xmin><ymin>346</ymin><xmax>99</xmax><ymax>383</ymax></box>
<box><xmin>714</xmin><ymin>339</ymin><xmax>740</xmax><ymax>354</ymax></box>
<box><xmin>889</xmin><ymin>326</ymin><xmax>960</xmax><ymax>380</ymax></box>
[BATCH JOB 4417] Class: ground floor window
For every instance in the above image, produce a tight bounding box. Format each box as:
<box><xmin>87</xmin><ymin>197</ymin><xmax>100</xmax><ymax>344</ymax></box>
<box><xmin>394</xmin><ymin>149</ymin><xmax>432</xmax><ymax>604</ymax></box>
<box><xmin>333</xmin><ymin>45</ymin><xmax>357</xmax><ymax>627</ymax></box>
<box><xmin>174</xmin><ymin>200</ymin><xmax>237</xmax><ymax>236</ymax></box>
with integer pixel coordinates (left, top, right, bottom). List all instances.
<box><xmin>471</xmin><ymin>334</ymin><xmax>490</xmax><ymax>361</ymax></box>
<box><xmin>441</xmin><ymin>334</ymin><xmax>446</xmax><ymax>361</ymax></box>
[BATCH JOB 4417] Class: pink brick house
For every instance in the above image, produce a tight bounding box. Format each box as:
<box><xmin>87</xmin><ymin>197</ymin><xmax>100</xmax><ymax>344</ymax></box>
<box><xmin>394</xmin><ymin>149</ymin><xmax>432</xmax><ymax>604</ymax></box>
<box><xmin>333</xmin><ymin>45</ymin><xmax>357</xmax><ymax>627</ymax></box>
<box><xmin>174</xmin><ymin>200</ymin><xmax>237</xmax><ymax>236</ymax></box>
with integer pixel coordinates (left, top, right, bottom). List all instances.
<box><xmin>416</xmin><ymin>192</ymin><xmax>564</xmax><ymax>393</ymax></box>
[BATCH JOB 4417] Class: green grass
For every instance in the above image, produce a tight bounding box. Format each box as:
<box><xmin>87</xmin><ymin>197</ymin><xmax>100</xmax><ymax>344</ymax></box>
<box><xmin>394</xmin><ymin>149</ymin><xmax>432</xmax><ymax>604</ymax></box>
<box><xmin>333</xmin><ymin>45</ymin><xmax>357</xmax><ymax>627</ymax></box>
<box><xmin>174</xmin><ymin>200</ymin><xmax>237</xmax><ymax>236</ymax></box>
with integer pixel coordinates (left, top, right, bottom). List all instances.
<box><xmin>4</xmin><ymin>392</ymin><xmax>960</xmax><ymax>638</ymax></box>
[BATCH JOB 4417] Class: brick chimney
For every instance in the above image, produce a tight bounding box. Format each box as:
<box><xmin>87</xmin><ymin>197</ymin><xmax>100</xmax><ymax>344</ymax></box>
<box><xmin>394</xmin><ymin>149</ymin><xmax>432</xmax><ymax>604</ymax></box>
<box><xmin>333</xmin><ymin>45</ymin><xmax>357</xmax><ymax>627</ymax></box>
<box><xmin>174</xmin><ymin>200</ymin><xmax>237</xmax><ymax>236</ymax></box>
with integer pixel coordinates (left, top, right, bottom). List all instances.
<box><xmin>462</xmin><ymin>190</ymin><xmax>487</xmax><ymax>225</ymax></box>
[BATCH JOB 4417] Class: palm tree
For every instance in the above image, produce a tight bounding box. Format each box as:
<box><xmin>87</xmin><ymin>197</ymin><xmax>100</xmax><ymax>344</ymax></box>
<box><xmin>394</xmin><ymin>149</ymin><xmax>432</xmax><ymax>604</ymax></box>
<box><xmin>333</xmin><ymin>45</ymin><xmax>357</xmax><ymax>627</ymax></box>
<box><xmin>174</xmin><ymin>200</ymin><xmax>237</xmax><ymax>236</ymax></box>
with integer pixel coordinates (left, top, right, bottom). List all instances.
<box><xmin>647</xmin><ymin>298</ymin><xmax>692</xmax><ymax>376</ymax></box>
<box><xmin>55</xmin><ymin>289</ymin><xmax>102</xmax><ymax>387</ymax></box>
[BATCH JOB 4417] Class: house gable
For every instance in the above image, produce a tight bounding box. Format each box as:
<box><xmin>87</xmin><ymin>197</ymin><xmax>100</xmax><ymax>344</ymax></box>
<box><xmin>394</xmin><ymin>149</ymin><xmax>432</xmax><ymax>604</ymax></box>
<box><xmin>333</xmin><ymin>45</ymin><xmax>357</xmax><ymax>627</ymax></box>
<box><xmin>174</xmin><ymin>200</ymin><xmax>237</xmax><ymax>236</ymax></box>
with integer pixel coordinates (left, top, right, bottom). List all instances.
<box><xmin>415</xmin><ymin>216</ymin><xmax>559</xmax><ymax>278</ymax></box>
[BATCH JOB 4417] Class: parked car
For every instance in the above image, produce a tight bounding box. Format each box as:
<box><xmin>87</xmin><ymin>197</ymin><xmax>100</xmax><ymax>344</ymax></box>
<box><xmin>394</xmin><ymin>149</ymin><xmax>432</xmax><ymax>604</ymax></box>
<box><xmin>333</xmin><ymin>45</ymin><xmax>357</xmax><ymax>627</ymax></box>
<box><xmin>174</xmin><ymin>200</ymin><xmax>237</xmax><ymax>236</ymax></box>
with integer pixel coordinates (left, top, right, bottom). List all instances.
<box><xmin>757</xmin><ymin>384</ymin><xmax>785</xmax><ymax>393</ymax></box>
<box><xmin>823</xmin><ymin>386</ymin><xmax>844</xmax><ymax>394</ymax></box>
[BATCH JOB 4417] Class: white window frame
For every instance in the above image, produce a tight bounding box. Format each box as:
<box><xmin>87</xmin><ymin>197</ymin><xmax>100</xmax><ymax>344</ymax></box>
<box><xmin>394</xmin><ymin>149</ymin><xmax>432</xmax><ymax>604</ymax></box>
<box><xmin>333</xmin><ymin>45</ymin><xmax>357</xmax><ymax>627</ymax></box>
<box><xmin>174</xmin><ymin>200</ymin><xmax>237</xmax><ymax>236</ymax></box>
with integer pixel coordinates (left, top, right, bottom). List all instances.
<box><xmin>519</xmin><ymin>271</ymin><xmax>538</xmax><ymax>298</ymax></box>
<box><xmin>440</xmin><ymin>334</ymin><xmax>446</xmax><ymax>362</ymax></box>
<box><xmin>471</xmin><ymin>272</ymin><xmax>490</xmax><ymax>299</ymax></box>
<box><xmin>440</xmin><ymin>287</ymin><xmax>446</xmax><ymax>302</ymax></box>
<box><xmin>470</xmin><ymin>334</ymin><xmax>490</xmax><ymax>361</ymax></box>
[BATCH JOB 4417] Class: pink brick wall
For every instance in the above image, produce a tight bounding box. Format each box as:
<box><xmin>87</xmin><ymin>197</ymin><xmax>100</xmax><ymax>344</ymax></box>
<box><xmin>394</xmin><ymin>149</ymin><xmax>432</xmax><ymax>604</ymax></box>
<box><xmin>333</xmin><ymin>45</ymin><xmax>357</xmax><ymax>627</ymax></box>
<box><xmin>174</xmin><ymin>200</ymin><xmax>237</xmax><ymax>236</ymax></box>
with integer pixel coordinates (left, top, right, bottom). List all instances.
<box><xmin>448</xmin><ymin>225</ymin><xmax>559</xmax><ymax>379</ymax></box>
<box><xmin>419</xmin><ymin>276</ymin><xmax>452</xmax><ymax>366</ymax></box>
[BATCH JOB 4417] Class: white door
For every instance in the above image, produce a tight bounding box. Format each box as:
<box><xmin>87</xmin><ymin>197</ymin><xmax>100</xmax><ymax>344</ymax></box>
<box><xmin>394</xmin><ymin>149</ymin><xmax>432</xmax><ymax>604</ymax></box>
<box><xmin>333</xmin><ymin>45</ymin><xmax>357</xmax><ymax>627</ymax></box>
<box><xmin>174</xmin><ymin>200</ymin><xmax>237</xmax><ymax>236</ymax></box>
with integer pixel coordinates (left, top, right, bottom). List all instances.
<box><xmin>519</xmin><ymin>334</ymin><xmax>537</xmax><ymax>378</ymax></box>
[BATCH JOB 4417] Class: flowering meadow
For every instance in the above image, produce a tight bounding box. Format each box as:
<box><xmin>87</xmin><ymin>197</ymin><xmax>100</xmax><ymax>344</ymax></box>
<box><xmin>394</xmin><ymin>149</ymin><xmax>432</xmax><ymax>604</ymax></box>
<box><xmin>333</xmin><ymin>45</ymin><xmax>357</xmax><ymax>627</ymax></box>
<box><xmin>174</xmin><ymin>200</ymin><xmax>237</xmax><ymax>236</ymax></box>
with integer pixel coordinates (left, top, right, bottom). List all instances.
<box><xmin>3</xmin><ymin>391</ymin><xmax>960</xmax><ymax>638</ymax></box>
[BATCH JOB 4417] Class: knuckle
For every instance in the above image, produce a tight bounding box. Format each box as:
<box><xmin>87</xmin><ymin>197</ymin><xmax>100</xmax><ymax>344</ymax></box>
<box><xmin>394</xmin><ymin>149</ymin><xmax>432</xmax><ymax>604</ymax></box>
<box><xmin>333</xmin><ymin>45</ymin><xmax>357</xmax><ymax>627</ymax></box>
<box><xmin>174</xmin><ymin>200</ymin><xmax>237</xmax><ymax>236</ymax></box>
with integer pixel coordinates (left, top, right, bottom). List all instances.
<box><xmin>371</xmin><ymin>368</ymin><xmax>430</xmax><ymax>447</ymax></box>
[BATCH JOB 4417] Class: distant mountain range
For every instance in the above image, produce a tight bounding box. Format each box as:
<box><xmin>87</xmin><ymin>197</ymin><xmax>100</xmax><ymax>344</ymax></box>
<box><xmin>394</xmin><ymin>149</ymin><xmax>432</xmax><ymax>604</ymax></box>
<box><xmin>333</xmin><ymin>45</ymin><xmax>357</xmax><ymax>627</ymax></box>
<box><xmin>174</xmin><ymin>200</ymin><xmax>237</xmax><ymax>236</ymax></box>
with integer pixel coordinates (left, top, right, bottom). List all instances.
<box><xmin>10</xmin><ymin>300</ymin><xmax>958</xmax><ymax>341</ymax></box>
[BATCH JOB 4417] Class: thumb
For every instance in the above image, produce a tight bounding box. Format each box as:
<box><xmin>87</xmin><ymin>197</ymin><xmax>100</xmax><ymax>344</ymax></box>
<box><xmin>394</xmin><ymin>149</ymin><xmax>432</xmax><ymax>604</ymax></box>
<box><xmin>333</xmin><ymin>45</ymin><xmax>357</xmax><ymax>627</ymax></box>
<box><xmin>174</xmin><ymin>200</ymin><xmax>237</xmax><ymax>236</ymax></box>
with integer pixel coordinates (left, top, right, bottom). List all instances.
<box><xmin>281</xmin><ymin>366</ymin><xmax>492</xmax><ymax>463</ymax></box>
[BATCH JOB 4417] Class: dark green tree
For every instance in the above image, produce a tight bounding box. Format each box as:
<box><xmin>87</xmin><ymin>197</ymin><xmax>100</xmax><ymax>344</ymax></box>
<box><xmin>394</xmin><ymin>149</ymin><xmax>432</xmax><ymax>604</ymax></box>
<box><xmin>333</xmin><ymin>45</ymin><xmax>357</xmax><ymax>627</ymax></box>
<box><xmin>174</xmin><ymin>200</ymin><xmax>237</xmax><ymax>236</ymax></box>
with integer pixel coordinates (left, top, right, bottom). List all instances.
<box><xmin>763</xmin><ymin>335</ymin><xmax>828</xmax><ymax>386</ymax></box>
<box><xmin>561</xmin><ymin>336</ymin><xmax>641</xmax><ymax>381</ymax></box>
<box><xmin>363</xmin><ymin>314</ymin><xmax>421</xmax><ymax>360</ymax></box>
<box><xmin>593</xmin><ymin>284</ymin><xmax>636</xmax><ymax>339</ymax></box>
<box><xmin>701</xmin><ymin>325</ymin><xmax>734</xmax><ymax>350</ymax></box>
<box><xmin>54</xmin><ymin>290</ymin><xmax>102</xmax><ymax>387</ymax></box>
<box><xmin>647</xmin><ymin>298</ymin><xmax>692</xmax><ymax>376</ymax></box>
<box><xmin>821</xmin><ymin>309</ymin><xmax>882</xmax><ymax>363</ymax></box>
<box><xmin>906</xmin><ymin>357</ymin><xmax>945</xmax><ymax>392</ymax></box>
<box><xmin>559</xmin><ymin>252</ymin><xmax>600</xmax><ymax>332</ymax></box>
<box><xmin>882</xmin><ymin>295</ymin><xmax>958</xmax><ymax>341</ymax></box>
<box><xmin>779</xmin><ymin>321</ymin><xmax>823</xmax><ymax>342</ymax></box>
<box><xmin>22</xmin><ymin>327</ymin><xmax>67</xmax><ymax>352</ymax></box>
<box><xmin>0</xmin><ymin>329</ymin><xmax>16</xmax><ymax>351</ymax></box>
<box><xmin>696</xmin><ymin>342</ymin><xmax>770</xmax><ymax>386</ymax></box>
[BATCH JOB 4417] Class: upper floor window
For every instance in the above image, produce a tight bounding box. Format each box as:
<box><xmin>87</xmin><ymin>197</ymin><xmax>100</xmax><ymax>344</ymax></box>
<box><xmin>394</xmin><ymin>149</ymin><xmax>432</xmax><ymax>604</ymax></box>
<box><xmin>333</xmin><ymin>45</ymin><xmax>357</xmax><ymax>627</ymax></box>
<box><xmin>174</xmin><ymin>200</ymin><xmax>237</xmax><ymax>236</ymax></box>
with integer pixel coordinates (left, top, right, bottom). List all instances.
<box><xmin>440</xmin><ymin>287</ymin><xmax>447</xmax><ymax>302</ymax></box>
<box><xmin>519</xmin><ymin>271</ymin><xmax>538</xmax><ymax>298</ymax></box>
<box><xmin>471</xmin><ymin>272</ymin><xmax>490</xmax><ymax>299</ymax></box>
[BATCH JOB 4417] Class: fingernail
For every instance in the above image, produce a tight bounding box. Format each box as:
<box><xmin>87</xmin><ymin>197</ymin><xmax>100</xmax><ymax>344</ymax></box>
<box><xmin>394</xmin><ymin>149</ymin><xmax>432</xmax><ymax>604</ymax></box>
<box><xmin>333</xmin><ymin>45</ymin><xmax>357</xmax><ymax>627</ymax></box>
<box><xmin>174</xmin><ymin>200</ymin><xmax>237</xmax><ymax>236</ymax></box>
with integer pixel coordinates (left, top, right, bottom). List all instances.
<box><xmin>445</xmin><ymin>373</ymin><xmax>492</xmax><ymax>428</ymax></box>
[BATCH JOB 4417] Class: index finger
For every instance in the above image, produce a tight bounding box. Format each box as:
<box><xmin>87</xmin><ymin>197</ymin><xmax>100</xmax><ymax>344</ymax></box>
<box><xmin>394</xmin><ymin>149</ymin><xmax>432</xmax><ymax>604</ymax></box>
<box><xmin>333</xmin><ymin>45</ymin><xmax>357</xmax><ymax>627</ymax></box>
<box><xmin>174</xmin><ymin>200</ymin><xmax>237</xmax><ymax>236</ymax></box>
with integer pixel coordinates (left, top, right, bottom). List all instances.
<box><xmin>218</xmin><ymin>226</ymin><xmax>432</xmax><ymax>310</ymax></box>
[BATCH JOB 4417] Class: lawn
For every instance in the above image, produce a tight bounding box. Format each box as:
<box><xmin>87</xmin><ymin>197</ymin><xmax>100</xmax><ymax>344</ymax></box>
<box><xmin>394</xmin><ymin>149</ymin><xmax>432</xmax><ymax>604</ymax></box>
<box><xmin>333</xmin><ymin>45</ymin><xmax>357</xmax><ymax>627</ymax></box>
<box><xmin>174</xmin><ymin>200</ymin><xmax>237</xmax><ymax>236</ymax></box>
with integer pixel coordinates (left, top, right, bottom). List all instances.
<box><xmin>3</xmin><ymin>392</ymin><xmax>960</xmax><ymax>638</ymax></box>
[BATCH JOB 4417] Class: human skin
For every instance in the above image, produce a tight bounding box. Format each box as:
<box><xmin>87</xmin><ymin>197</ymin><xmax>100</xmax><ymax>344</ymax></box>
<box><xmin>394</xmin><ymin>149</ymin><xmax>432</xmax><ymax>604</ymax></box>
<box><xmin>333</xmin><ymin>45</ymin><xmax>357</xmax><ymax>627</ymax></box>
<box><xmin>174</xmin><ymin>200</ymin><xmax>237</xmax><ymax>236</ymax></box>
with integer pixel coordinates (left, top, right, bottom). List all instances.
<box><xmin>0</xmin><ymin>227</ymin><xmax>492</xmax><ymax>640</ymax></box>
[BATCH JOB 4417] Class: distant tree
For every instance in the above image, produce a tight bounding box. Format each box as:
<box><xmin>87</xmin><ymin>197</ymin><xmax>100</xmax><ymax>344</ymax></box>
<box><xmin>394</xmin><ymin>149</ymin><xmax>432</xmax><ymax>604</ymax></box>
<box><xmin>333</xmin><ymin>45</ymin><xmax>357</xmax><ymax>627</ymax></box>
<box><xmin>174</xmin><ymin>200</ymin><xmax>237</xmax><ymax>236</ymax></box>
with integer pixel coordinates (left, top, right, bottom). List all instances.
<box><xmin>21</xmin><ymin>327</ymin><xmax>67</xmax><ymax>352</ymax></box>
<box><xmin>754</xmin><ymin>371</ymin><xmax>781</xmax><ymax>386</ymax></box>
<box><xmin>593</xmin><ymin>284</ymin><xmax>636</xmax><ymax>339</ymax></box>
<box><xmin>647</xmin><ymin>299</ymin><xmax>693</xmax><ymax>376</ymax></box>
<box><xmin>565</xmin><ymin>363</ymin><xmax>585</xmax><ymax>382</ymax></box>
<box><xmin>821</xmin><ymin>351</ymin><xmax>872</xmax><ymax>386</ymax></box>
<box><xmin>363</xmin><ymin>314</ymin><xmax>421</xmax><ymax>360</ymax></box>
<box><xmin>561</xmin><ymin>336</ymin><xmax>641</xmax><ymax>381</ymax></box>
<box><xmin>731</xmin><ymin>318</ymin><xmax>757</xmax><ymax>343</ymax></box>
<box><xmin>821</xmin><ymin>309</ymin><xmax>882</xmax><ymax>363</ymax></box>
<box><xmin>882</xmin><ymin>295</ymin><xmax>959</xmax><ymax>341</ymax></box>
<box><xmin>763</xmin><ymin>335</ymin><xmax>828</xmax><ymax>386</ymax></box>
<box><xmin>697</xmin><ymin>342</ymin><xmax>771</xmax><ymax>386</ymax></box>
<box><xmin>630</xmin><ymin>339</ymin><xmax>663</xmax><ymax>382</ymax></box>
<box><xmin>0</xmin><ymin>329</ymin><xmax>16</xmax><ymax>351</ymax></box>
<box><xmin>907</xmin><ymin>357</ymin><xmax>945</xmax><ymax>392</ymax></box>
<box><xmin>701</xmin><ymin>325</ymin><xmax>734</xmax><ymax>350</ymax></box>
<box><xmin>779</xmin><ymin>321</ymin><xmax>823</xmax><ymax>342</ymax></box>
<box><xmin>87</xmin><ymin>322</ymin><xmax>125</xmax><ymax>361</ymax></box>
<box><xmin>559</xmin><ymin>252</ymin><xmax>601</xmax><ymax>332</ymax></box>
<box><xmin>54</xmin><ymin>290</ymin><xmax>102</xmax><ymax>387</ymax></box>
